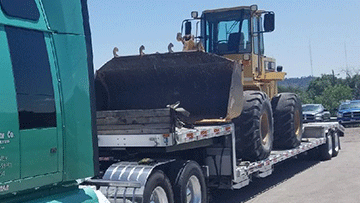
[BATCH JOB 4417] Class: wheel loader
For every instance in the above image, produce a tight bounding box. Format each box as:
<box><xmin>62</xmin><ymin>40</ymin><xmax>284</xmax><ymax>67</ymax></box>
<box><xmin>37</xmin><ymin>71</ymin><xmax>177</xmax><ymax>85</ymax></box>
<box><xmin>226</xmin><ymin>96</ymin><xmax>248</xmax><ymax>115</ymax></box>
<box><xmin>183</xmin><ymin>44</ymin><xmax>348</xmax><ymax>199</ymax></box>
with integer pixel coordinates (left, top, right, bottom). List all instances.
<box><xmin>95</xmin><ymin>5</ymin><xmax>303</xmax><ymax>161</ymax></box>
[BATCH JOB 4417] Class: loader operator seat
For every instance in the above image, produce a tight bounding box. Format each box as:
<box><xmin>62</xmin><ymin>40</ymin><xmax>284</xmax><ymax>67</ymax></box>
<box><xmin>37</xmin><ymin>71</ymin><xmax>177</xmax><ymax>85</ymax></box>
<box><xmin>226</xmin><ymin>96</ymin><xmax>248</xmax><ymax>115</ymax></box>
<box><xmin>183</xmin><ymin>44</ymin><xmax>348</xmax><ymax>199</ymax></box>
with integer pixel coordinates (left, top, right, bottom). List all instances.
<box><xmin>228</xmin><ymin>32</ymin><xmax>245</xmax><ymax>53</ymax></box>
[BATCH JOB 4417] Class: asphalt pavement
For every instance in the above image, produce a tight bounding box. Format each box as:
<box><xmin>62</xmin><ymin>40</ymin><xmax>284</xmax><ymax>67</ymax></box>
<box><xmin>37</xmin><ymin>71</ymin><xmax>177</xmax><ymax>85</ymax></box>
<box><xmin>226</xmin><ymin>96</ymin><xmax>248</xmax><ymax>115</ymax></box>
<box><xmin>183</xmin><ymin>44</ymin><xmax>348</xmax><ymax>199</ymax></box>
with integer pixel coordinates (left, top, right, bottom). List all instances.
<box><xmin>210</xmin><ymin>127</ymin><xmax>360</xmax><ymax>203</ymax></box>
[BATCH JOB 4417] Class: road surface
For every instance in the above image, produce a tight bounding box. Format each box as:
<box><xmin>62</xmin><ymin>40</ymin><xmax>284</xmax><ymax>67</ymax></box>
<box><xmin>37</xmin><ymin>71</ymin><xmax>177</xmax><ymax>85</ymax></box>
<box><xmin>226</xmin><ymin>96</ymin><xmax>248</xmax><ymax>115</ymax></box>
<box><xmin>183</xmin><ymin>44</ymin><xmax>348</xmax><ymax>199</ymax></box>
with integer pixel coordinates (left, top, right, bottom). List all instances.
<box><xmin>211</xmin><ymin>126</ymin><xmax>360</xmax><ymax>203</ymax></box>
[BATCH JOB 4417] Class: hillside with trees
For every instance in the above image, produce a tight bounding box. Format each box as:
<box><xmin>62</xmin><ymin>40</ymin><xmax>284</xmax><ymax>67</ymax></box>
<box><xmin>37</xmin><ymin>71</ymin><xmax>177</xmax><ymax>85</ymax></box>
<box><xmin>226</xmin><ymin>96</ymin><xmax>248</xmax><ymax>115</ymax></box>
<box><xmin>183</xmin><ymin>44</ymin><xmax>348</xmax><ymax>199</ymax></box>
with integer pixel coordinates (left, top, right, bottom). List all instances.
<box><xmin>278</xmin><ymin>73</ymin><xmax>360</xmax><ymax>115</ymax></box>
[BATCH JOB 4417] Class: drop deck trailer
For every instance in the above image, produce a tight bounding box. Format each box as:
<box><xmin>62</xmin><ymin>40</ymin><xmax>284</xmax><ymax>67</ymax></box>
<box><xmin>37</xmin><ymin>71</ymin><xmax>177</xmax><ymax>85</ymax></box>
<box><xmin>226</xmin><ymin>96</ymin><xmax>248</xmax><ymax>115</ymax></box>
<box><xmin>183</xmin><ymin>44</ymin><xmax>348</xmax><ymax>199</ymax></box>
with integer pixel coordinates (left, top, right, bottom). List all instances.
<box><xmin>84</xmin><ymin>108</ymin><xmax>344</xmax><ymax>202</ymax></box>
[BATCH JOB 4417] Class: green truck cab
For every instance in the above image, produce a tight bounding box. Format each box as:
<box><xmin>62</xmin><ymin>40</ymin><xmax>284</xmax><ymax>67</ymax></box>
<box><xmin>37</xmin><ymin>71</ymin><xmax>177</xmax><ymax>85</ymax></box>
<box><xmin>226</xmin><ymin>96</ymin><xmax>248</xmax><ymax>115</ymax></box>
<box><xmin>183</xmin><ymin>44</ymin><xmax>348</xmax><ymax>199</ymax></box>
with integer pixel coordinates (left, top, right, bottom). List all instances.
<box><xmin>0</xmin><ymin>1</ymin><xmax>99</xmax><ymax>202</ymax></box>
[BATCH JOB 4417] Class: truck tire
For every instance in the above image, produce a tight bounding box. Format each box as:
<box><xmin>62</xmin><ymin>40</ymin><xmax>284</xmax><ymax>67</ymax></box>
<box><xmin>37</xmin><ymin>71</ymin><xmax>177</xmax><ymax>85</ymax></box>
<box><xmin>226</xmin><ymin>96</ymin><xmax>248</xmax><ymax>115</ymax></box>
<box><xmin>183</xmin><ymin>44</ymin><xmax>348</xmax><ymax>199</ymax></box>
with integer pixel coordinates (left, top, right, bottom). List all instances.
<box><xmin>143</xmin><ymin>170</ymin><xmax>174</xmax><ymax>203</ymax></box>
<box><xmin>233</xmin><ymin>91</ymin><xmax>273</xmax><ymax>161</ymax></box>
<box><xmin>332</xmin><ymin>131</ymin><xmax>340</xmax><ymax>157</ymax></box>
<box><xmin>319</xmin><ymin>133</ymin><xmax>333</xmax><ymax>160</ymax></box>
<box><xmin>271</xmin><ymin>93</ymin><xmax>303</xmax><ymax>149</ymax></box>
<box><xmin>173</xmin><ymin>161</ymin><xmax>207</xmax><ymax>203</ymax></box>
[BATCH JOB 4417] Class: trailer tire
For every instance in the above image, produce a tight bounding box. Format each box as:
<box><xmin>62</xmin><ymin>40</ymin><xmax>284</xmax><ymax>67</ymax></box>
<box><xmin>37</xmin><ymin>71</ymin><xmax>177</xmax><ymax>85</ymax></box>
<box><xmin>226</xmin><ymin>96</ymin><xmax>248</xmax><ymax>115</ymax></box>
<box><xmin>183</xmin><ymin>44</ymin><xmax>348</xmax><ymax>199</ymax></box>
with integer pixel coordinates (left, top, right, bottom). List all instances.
<box><xmin>233</xmin><ymin>91</ymin><xmax>273</xmax><ymax>161</ymax></box>
<box><xmin>332</xmin><ymin>131</ymin><xmax>340</xmax><ymax>157</ymax></box>
<box><xmin>173</xmin><ymin>161</ymin><xmax>207</xmax><ymax>203</ymax></box>
<box><xmin>319</xmin><ymin>133</ymin><xmax>333</xmax><ymax>160</ymax></box>
<box><xmin>271</xmin><ymin>93</ymin><xmax>303</xmax><ymax>149</ymax></box>
<box><xmin>143</xmin><ymin>170</ymin><xmax>174</xmax><ymax>203</ymax></box>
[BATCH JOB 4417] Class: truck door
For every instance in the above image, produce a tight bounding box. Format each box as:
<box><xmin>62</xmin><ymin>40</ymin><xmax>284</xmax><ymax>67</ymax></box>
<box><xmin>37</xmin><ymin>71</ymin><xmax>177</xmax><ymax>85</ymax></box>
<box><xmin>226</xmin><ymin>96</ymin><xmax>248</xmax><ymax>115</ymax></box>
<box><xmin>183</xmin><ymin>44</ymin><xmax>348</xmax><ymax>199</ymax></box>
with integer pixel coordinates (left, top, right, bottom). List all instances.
<box><xmin>5</xmin><ymin>26</ymin><xmax>62</xmax><ymax>178</ymax></box>
<box><xmin>0</xmin><ymin>26</ymin><xmax>21</xmax><ymax>185</ymax></box>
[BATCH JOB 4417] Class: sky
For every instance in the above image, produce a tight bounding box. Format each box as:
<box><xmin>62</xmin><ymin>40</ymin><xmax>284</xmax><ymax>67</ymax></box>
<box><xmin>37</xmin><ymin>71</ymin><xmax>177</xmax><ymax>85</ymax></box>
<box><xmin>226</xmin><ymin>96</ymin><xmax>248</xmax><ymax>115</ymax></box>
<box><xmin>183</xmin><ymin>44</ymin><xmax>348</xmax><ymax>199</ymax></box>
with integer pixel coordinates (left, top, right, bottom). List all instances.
<box><xmin>88</xmin><ymin>0</ymin><xmax>360</xmax><ymax>78</ymax></box>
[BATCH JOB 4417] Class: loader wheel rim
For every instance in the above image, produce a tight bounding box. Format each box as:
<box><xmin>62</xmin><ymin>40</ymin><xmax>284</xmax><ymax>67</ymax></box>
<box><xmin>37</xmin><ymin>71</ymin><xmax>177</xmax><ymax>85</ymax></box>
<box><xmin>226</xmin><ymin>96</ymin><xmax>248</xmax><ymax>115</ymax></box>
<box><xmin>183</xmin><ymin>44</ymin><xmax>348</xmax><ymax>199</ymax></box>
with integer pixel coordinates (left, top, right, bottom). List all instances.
<box><xmin>186</xmin><ymin>175</ymin><xmax>202</xmax><ymax>203</ymax></box>
<box><xmin>150</xmin><ymin>186</ymin><xmax>168</xmax><ymax>203</ymax></box>
<box><xmin>294</xmin><ymin>109</ymin><xmax>301</xmax><ymax>140</ymax></box>
<box><xmin>260</xmin><ymin>112</ymin><xmax>270</xmax><ymax>146</ymax></box>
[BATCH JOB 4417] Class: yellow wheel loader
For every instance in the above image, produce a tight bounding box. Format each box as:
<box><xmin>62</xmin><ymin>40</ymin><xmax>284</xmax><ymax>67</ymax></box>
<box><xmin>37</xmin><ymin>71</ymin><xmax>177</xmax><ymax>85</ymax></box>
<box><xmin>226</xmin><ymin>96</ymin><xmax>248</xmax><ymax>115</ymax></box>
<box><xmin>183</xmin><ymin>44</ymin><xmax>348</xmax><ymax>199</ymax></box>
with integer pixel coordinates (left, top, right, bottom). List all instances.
<box><xmin>95</xmin><ymin>5</ymin><xmax>303</xmax><ymax>161</ymax></box>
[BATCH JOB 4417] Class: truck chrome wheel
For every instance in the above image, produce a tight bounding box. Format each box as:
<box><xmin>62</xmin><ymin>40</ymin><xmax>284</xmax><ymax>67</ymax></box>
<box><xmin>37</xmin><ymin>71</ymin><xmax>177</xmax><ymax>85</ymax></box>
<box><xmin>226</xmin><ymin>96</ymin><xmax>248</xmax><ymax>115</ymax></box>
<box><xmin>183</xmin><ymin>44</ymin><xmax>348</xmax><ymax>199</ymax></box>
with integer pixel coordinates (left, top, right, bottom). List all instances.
<box><xmin>173</xmin><ymin>161</ymin><xmax>207</xmax><ymax>203</ymax></box>
<box><xmin>186</xmin><ymin>175</ymin><xmax>202</xmax><ymax>203</ymax></box>
<box><xmin>332</xmin><ymin>131</ymin><xmax>340</xmax><ymax>157</ymax></box>
<box><xmin>150</xmin><ymin>186</ymin><xmax>169</xmax><ymax>203</ymax></box>
<box><xmin>327</xmin><ymin>134</ymin><xmax>333</xmax><ymax>157</ymax></box>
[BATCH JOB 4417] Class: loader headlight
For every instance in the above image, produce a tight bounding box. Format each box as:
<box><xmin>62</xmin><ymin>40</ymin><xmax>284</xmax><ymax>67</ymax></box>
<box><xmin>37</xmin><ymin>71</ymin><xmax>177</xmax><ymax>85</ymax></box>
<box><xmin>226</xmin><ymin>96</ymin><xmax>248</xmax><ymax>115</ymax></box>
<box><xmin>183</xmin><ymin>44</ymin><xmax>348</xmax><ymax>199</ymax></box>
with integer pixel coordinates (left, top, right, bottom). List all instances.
<box><xmin>243</xmin><ymin>54</ymin><xmax>251</xmax><ymax>61</ymax></box>
<box><xmin>250</xmin><ymin>5</ymin><xmax>258</xmax><ymax>12</ymax></box>
<box><xmin>191</xmin><ymin>11</ymin><xmax>198</xmax><ymax>19</ymax></box>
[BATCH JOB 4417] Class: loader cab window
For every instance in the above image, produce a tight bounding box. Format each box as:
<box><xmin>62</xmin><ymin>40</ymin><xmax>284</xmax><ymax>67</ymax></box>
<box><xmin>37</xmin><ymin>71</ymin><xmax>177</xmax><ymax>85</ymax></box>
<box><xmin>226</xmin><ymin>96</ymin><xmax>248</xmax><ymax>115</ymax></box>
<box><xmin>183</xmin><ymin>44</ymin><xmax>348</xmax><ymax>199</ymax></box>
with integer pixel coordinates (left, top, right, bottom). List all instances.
<box><xmin>5</xmin><ymin>26</ymin><xmax>56</xmax><ymax>129</ymax></box>
<box><xmin>0</xmin><ymin>0</ymin><xmax>40</xmax><ymax>21</ymax></box>
<box><xmin>252</xmin><ymin>16</ymin><xmax>264</xmax><ymax>55</ymax></box>
<box><xmin>203</xmin><ymin>9</ymin><xmax>251</xmax><ymax>55</ymax></box>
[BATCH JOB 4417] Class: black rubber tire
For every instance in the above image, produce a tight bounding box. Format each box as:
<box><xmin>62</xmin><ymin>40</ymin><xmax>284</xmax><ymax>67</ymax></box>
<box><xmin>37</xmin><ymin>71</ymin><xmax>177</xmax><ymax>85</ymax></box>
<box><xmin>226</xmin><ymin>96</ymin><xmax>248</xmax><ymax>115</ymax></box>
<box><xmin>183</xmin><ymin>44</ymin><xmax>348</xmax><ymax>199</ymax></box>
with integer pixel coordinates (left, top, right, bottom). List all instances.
<box><xmin>173</xmin><ymin>161</ymin><xmax>207</xmax><ymax>203</ymax></box>
<box><xmin>143</xmin><ymin>170</ymin><xmax>174</xmax><ymax>203</ymax></box>
<box><xmin>233</xmin><ymin>91</ymin><xmax>273</xmax><ymax>161</ymax></box>
<box><xmin>319</xmin><ymin>133</ymin><xmax>333</xmax><ymax>161</ymax></box>
<box><xmin>271</xmin><ymin>93</ymin><xmax>303</xmax><ymax>149</ymax></box>
<box><xmin>332</xmin><ymin>131</ymin><xmax>340</xmax><ymax>157</ymax></box>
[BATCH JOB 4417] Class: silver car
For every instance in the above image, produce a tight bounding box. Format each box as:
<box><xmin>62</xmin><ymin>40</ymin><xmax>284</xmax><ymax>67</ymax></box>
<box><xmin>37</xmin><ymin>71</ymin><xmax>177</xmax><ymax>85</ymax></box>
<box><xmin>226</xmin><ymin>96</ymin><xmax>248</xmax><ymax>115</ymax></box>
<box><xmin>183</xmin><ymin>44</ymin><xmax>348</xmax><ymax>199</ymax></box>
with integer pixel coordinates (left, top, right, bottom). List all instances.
<box><xmin>302</xmin><ymin>104</ymin><xmax>331</xmax><ymax>123</ymax></box>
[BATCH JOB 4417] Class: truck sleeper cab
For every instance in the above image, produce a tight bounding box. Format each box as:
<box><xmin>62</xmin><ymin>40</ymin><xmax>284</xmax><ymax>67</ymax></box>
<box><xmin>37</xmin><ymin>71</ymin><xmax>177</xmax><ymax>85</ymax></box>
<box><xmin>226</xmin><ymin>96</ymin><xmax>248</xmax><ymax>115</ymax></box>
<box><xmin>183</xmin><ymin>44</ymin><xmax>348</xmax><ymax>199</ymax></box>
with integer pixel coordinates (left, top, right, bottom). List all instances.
<box><xmin>0</xmin><ymin>1</ymin><xmax>99</xmax><ymax>202</ymax></box>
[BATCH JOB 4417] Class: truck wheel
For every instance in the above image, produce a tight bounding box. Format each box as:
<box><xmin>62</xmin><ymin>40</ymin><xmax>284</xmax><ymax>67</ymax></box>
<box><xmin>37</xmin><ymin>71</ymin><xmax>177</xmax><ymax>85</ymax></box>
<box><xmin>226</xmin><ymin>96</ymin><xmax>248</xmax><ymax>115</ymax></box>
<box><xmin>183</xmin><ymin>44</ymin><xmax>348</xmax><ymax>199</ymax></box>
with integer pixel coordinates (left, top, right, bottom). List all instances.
<box><xmin>271</xmin><ymin>93</ymin><xmax>303</xmax><ymax>149</ymax></box>
<box><xmin>143</xmin><ymin>170</ymin><xmax>174</xmax><ymax>203</ymax></box>
<box><xmin>319</xmin><ymin>133</ymin><xmax>333</xmax><ymax>160</ymax></box>
<box><xmin>332</xmin><ymin>131</ymin><xmax>340</xmax><ymax>157</ymax></box>
<box><xmin>173</xmin><ymin>161</ymin><xmax>207</xmax><ymax>203</ymax></box>
<box><xmin>233</xmin><ymin>91</ymin><xmax>273</xmax><ymax>161</ymax></box>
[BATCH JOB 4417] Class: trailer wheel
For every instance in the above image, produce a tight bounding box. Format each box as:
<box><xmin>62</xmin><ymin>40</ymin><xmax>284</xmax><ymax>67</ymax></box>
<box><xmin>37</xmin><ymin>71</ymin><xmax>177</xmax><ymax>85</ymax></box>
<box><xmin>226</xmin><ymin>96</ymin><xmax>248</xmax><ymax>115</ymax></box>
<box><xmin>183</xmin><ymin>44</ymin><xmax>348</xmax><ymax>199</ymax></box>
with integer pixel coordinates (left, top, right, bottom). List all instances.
<box><xmin>319</xmin><ymin>133</ymin><xmax>333</xmax><ymax>160</ymax></box>
<box><xmin>143</xmin><ymin>170</ymin><xmax>174</xmax><ymax>203</ymax></box>
<box><xmin>271</xmin><ymin>93</ymin><xmax>303</xmax><ymax>149</ymax></box>
<box><xmin>233</xmin><ymin>91</ymin><xmax>273</xmax><ymax>161</ymax></box>
<box><xmin>173</xmin><ymin>161</ymin><xmax>207</xmax><ymax>203</ymax></box>
<box><xmin>332</xmin><ymin>131</ymin><xmax>340</xmax><ymax>157</ymax></box>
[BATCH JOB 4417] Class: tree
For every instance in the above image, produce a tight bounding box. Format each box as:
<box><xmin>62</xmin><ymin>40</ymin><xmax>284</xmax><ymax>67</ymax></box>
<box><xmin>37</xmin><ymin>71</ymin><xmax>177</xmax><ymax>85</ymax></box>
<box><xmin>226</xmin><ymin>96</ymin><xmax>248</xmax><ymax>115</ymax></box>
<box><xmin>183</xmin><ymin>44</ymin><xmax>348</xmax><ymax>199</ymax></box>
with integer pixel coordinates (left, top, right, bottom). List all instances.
<box><xmin>316</xmin><ymin>85</ymin><xmax>352</xmax><ymax>115</ymax></box>
<box><xmin>277</xmin><ymin>74</ymin><xmax>353</xmax><ymax>116</ymax></box>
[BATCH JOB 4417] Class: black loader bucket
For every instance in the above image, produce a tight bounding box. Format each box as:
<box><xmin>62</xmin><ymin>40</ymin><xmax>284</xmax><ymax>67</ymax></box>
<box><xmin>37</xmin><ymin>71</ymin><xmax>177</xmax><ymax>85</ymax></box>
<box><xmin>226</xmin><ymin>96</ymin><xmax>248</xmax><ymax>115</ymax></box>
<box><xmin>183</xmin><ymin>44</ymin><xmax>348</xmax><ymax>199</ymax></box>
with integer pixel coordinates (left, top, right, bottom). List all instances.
<box><xmin>95</xmin><ymin>51</ymin><xmax>243</xmax><ymax>123</ymax></box>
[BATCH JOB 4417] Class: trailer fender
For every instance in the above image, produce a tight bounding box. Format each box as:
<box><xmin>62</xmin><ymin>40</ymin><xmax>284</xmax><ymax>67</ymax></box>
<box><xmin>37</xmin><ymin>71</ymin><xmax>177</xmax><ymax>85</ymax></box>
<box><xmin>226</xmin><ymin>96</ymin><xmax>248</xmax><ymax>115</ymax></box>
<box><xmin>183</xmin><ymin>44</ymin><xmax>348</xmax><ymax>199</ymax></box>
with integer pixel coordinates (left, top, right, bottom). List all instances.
<box><xmin>99</xmin><ymin>160</ymin><xmax>175</xmax><ymax>202</ymax></box>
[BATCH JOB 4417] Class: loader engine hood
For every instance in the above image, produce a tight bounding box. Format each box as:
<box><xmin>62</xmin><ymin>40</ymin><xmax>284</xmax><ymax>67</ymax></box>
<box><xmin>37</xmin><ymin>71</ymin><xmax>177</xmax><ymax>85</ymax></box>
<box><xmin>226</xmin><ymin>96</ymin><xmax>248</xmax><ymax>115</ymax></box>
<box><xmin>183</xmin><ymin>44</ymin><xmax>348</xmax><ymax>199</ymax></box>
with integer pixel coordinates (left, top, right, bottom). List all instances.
<box><xmin>95</xmin><ymin>51</ymin><xmax>243</xmax><ymax>123</ymax></box>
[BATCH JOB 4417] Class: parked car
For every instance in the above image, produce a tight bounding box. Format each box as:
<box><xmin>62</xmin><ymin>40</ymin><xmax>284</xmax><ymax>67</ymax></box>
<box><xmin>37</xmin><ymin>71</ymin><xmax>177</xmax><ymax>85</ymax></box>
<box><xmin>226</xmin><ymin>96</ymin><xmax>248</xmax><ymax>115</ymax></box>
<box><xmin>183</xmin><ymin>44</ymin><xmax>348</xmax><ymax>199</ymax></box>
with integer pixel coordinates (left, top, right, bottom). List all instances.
<box><xmin>302</xmin><ymin>104</ymin><xmax>331</xmax><ymax>123</ymax></box>
<box><xmin>337</xmin><ymin>100</ymin><xmax>360</xmax><ymax>126</ymax></box>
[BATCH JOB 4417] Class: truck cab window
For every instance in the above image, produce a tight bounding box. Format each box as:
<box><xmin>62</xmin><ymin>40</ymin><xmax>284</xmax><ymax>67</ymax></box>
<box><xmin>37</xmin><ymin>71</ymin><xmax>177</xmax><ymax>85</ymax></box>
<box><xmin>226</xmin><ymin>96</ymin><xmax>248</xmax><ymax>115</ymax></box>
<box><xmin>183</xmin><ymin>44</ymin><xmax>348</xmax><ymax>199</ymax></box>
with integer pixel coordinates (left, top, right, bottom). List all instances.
<box><xmin>0</xmin><ymin>0</ymin><xmax>40</xmax><ymax>21</ymax></box>
<box><xmin>5</xmin><ymin>26</ymin><xmax>56</xmax><ymax>129</ymax></box>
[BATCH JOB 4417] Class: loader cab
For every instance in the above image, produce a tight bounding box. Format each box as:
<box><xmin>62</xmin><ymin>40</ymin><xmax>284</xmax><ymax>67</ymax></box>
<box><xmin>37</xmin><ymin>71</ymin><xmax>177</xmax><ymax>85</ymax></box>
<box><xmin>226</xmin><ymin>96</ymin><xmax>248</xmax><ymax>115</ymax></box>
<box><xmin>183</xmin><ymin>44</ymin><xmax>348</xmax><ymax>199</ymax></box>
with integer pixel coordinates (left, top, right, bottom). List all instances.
<box><xmin>201</xmin><ymin>8</ymin><xmax>252</xmax><ymax>55</ymax></box>
<box><xmin>182</xmin><ymin>5</ymin><xmax>285</xmax><ymax>99</ymax></box>
<box><xmin>199</xmin><ymin>5</ymin><xmax>274</xmax><ymax>57</ymax></box>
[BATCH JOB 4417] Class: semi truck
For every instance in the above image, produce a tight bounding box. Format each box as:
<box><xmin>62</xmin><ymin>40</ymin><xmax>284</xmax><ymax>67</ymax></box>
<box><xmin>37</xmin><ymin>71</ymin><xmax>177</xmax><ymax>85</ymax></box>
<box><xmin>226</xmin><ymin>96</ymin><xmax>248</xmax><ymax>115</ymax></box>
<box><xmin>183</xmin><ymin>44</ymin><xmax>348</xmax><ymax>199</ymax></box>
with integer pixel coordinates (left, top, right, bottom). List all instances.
<box><xmin>0</xmin><ymin>1</ymin><xmax>344</xmax><ymax>203</ymax></box>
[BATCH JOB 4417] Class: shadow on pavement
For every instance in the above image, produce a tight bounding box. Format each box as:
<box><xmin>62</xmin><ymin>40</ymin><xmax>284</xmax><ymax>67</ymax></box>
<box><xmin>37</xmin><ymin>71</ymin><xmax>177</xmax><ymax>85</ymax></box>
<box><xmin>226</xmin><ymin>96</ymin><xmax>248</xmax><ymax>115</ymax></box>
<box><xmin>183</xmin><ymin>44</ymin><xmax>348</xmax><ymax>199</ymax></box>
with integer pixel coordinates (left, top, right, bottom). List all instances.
<box><xmin>209</xmin><ymin>157</ymin><xmax>321</xmax><ymax>203</ymax></box>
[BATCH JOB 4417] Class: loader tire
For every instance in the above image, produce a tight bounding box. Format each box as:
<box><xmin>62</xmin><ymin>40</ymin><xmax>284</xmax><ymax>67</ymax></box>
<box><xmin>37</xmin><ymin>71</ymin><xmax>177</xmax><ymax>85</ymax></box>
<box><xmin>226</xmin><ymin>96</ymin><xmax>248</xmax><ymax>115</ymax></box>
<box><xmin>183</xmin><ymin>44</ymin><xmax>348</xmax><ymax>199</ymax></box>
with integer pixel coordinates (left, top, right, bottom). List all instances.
<box><xmin>271</xmin><ymin>93</ymin><xmax>303</xmax><ymax>149</ymax></box>
<box><xmin>233</xmin><ymin>91</ymin><xmax>273</xmax><ymax>161</ymax></box>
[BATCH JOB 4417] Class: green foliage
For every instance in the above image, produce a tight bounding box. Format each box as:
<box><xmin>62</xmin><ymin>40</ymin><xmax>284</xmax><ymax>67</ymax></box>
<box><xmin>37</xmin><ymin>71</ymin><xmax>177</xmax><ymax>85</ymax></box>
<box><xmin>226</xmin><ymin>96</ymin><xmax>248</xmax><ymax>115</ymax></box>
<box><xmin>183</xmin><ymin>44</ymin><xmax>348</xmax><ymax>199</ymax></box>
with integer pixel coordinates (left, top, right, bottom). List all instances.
<box><xmin>278</xmin><ymin>73</ymin><xmax>357</xmax><ymax>116</ymax></box>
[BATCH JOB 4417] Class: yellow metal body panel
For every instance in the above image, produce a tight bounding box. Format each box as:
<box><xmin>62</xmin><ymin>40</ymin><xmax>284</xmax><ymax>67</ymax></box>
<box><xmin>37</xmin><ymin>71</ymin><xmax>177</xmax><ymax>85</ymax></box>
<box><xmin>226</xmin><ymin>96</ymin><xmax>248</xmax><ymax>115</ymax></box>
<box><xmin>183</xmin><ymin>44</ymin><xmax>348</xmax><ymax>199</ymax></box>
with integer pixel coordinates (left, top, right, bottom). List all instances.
<box><xmin>256</xmin><ymin>71</ymin><xmax>286</xmax><ymax>81</ymax></box>
<box><xmin>223</xmin><ymin>53</ymin><xmax>285</xmax><ymax>99</ymax></box>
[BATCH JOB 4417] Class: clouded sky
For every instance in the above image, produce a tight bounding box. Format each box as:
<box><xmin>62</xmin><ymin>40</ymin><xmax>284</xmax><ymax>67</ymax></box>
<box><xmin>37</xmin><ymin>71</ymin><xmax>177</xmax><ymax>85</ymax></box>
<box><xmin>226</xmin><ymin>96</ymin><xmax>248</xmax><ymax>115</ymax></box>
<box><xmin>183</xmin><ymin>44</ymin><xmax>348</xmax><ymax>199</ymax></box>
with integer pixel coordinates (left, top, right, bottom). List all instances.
<box><xmin>88</xmin><ymin>0</ymin><xmax>360</xmax><ymax>78</ymax></box>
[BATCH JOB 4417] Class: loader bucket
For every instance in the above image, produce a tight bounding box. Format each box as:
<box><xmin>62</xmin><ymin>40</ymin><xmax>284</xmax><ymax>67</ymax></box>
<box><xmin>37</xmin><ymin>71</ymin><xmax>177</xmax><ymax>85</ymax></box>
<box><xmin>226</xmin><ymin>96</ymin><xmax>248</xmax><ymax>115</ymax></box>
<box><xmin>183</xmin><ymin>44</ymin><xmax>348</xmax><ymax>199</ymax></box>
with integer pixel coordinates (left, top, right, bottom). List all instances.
<box><xmin>95</xmin><ymin>51</ymin><xmax>243</xmax><ymax>123</ymax></box>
